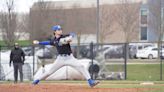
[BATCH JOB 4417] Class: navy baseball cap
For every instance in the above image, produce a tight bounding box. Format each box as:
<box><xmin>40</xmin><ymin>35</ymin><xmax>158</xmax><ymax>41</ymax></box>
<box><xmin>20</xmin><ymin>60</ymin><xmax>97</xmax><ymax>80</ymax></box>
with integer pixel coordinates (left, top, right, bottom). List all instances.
<box><xmin>52</xmin><ymin>25</ymin><xmax>62</xmax><ymax>31</ymax></box>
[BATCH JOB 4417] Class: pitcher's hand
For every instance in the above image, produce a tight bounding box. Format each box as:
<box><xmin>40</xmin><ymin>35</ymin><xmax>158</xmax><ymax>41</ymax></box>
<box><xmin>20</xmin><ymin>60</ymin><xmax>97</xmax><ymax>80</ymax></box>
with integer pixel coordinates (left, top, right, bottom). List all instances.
<box><xmin>33</xmin><ymin>40</ymin><xmax>39</xmax><ymax>45</ymax></box>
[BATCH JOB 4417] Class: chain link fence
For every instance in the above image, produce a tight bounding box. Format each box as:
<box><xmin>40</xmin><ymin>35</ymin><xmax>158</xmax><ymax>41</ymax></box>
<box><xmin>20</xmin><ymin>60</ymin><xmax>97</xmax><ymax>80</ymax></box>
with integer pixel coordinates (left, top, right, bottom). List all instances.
<box><xmin>0</xmin><ymin>42</ymin><xmax>163</xmax><ymax>82</ymax></box>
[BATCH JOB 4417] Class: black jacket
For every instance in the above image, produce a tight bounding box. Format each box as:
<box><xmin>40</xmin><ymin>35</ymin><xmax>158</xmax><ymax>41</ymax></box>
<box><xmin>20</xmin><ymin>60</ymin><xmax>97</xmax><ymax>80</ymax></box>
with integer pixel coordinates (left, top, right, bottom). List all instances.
<box><xmin>10</xmin><ymin>48</ymin><xmax>25</xmax><ymax>64</ymax></box>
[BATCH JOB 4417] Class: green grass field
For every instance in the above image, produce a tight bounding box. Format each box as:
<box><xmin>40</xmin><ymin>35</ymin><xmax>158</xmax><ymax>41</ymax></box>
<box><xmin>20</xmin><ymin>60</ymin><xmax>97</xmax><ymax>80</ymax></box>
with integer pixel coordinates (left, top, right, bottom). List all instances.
<box><xmin>127</xmin><ymin>64</ymin><xmax>164</xmax><ymax>81</ymax></box>
<box><xmin>106</xmin><ymin>63</ymin><xmax>164</xmax><ymax>81</ymax></box>
<box><xmin>0</xmin><ymin>40</ymin><xmax>31</xmax><ymax>46</ymax></box>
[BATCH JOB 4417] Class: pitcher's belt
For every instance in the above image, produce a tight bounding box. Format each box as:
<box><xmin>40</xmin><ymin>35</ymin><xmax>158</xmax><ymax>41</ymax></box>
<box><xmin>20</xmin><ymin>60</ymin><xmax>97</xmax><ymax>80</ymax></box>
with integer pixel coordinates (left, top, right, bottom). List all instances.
<box><xmin>58</xmin><ymin>53</ymin><xmax>71</xmax><ymax>56</ymax></box>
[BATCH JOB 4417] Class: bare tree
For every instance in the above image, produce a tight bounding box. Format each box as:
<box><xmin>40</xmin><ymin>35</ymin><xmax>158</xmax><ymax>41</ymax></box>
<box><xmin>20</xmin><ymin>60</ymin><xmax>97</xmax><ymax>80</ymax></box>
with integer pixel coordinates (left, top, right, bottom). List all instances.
<box><xmin>114</xmin><ymin>0</ymin><xmax>140</xmax><ymax>63</ymax></box>
<box><xmin>0</xmin><ymin>0</ymin><xmax>18</xmax><ymax>47</ymax></box>
<box><xmin>115</xmin><ymin>0</ymin><xmax>140</xmax><ymax>43</ymax></box>
<box><xmin>69</xmin><ymin>4</ymin><xmax>84</xmax><ymax>58</ymax></box>
<box><xmin>70</xmin><ymin>4</ymin><xmax>82</xmax><ymax>43</ymax></box>
<box><xmin>30</xmin><ymin>0</ymin><xmax>50</xmax><ymax>41</ymax></box>
<box><xmin>16</xmin><ymin>14</ymin><xmax>30</xmax><ymax>41</ymax></box>
<box><xmin>99</xmin><ymin>5</ymin><xmax>115</xmax><ymax>43</ymax></box>
<box><xmin>113</xmin><ymin>0</ymin><xmax>140</xmax><ymax>79</ymax></box>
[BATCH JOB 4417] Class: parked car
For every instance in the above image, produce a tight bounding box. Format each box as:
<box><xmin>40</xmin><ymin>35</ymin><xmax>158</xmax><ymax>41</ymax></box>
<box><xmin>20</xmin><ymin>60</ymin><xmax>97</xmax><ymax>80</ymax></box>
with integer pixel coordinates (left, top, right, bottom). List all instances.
<box><xmin>129</xmin><ymin>43</ymin><xmax>155</xmax><ymax>59</ymax></box>
<box><xmin>136</xmin><ymin>46</ymin><xmax>164</xmax><ymax>59</ymax></box>
<box><xmin>104</xmin><ymin>46</ymin><xmax>124</xmax><ymax>59</ymax></box>
<box><xmin>71</xmin><ymin>45</ymin><xmax>98</xmax><ymax>59</ymax></box>
<box><xmin>71</xmin><ymin>45</ymin><xmax>90</xmax><ymax>58</ymax></box>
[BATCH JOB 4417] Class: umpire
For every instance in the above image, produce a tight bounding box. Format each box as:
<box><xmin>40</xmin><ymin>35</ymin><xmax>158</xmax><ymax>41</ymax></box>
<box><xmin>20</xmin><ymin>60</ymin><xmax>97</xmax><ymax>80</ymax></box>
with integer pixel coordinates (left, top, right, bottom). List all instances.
<box><xmin>9</xmin><ymin>43</ymin><xmax>25</xmax><ymax>83</ymax></box>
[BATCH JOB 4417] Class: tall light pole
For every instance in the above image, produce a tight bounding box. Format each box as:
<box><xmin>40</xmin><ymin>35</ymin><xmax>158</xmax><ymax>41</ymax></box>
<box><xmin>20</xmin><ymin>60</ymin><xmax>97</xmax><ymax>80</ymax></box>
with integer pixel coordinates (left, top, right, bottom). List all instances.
<box><xmin>160</xmin><ymin>0</ymin><xmax>163</xmax><ymax>81</ymax></box>
<box><xmin>0</xmin><ymin>46</ymin><xmax>1</xmax><ymax>80</ymax></box>
<box><xmin>96</xmin><ymin>0</ymin><xmax>100</xmax><ymax>45</ymax></box>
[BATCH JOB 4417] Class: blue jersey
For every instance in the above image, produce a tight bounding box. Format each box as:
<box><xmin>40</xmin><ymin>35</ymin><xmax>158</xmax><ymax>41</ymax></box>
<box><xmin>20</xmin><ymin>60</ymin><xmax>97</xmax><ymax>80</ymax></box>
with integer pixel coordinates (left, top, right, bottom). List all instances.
<box><xmin>39</xmin><ymin>34</ymin><xmax>72</xmax><ymax>55</ymax></box>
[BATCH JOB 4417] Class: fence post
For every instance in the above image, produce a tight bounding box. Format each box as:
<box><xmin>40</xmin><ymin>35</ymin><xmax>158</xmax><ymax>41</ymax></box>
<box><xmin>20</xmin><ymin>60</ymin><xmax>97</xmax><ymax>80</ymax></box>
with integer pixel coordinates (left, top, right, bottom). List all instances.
<box><xmin>0</xmin><ymin>45</ymin><xmax>1</xmax><ymax>80</ymax></box>
<box><xmin>160</xmin><ymin>42</ymin><xmax>163</xmax><ymax>80</ymax></box>
<box><xmin>124</xmin><ymin>43</ymin><xmax>128</xmax><ymax>80</ymax></box>
<box><xmin>90</xmin><ymin>42</ymin><xmax>94</xmax><ymax>79</ymax></box>
<box><xmin>160</xmin><ymin>54</ymin><xmax>163</xmax><ymax>80</ymax></box>
<box><xmin>32</xmin><ymin>45</ymin><xmax>35</xmax><ymax>76</ymax></box>
<box><xmin>42</xmin><ymin>46</ymin><xmax>45</xmax><ymax>68</ymax></box>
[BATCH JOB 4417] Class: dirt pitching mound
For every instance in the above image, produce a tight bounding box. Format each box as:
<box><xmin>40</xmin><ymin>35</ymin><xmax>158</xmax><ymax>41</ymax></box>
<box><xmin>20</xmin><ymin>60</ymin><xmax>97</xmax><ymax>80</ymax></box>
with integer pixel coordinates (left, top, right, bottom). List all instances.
<box><xmin>0</xmin><ymin>83</ymin><xmax>157</xmax><ymax>92</ymax></box>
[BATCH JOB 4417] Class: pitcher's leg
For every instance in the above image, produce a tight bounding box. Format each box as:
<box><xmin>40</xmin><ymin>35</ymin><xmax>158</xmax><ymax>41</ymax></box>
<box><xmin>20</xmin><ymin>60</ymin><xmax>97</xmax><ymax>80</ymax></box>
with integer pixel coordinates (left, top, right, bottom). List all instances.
<box><xmin>33</xmin><ymin>59</ymin><xmax>63</xmax><ymax>85</ymax></box>
<box><xmin>68</xmin><ymin>59</ymin><xmax>91</xmax><ymax>80</ymax></box>
<box><xmin>38</xmin><ymin>62</ymin><xmax>63</xmax><ymax>80</ymax></box>
<box><xmin>68</xmin><ymin>58</ymin><xmax>99</xmax><ymax>87</ymax></box>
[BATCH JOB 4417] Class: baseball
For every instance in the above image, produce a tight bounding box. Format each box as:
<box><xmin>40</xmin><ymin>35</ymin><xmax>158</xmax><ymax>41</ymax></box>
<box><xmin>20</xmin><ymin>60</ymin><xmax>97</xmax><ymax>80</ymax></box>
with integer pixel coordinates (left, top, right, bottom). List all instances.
<box><xmin>33</xmin><ymin>40</ymin><xmax>39</xmax><ymax>44</ymax></box>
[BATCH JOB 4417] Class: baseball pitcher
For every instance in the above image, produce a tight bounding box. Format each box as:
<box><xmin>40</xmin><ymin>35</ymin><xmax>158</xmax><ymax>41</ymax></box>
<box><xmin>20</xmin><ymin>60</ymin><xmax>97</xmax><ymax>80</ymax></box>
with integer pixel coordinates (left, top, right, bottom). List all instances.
<box><xmin>32</xmin><ymin>25</ymin><xmax>99</xmax><ymax>87</ymax></box>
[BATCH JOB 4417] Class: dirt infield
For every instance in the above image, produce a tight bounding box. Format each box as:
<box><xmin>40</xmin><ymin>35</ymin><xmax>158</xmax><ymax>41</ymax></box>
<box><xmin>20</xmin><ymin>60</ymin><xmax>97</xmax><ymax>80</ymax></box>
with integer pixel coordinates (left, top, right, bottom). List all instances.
<box><xmin>0</xmin><ymin>83</ymin><xmax>158</xmax><ymax>92</ymax></box>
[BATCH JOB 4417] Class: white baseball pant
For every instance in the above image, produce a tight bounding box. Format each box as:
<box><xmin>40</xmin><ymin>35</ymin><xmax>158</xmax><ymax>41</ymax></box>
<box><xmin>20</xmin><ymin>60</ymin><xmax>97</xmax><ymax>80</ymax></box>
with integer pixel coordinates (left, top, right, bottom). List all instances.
<box><xmin>37</xmin><ymin>54</ymin><xmax>91</xmax><ymax>80</ymax></box>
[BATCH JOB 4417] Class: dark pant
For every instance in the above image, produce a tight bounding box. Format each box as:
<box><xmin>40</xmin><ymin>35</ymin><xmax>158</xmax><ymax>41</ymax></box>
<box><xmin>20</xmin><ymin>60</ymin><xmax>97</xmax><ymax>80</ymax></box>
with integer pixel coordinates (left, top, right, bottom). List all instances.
<box><xmin>13</xmin><ymin>63</ymin><xmax>23</xmax><ymax>83</ymax></box>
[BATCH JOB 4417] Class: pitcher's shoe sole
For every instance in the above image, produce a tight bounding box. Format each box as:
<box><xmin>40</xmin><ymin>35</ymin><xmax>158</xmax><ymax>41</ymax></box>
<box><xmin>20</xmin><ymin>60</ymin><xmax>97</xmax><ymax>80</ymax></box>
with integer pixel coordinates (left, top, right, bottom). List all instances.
<box><xmin>90</xmin><ymin>81</ymin><xmax>100</xmax><ymax>88</ymax></box>
<box><xmin>32</xmin><ymin>80</ymin><xmax>40</xmax><ymax>85</ymax></box>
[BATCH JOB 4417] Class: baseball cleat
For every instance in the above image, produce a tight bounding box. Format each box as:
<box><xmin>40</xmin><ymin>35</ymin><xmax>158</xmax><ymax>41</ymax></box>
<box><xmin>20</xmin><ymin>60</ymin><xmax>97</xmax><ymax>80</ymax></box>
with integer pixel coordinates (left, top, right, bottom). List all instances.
<box><xmin>32</xmin><ymin>79</ymin><xmax>40</xmax><ymax>85</ymax></box>
<box><xmin>88</xmin><ymin>79</ymin><xmax>100</xmax><ymax>87</ymax></box>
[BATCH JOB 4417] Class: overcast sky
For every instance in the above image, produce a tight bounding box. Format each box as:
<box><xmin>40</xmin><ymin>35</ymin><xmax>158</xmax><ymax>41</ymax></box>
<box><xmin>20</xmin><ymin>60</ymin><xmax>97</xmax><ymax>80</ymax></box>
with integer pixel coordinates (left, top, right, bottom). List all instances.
<box><xmin>0</xmin><ymin>0</ymin><xmax>97</xmax><ymax>13</ymax></box>
<box><xmin>0</xmin><ymin>0</ymin><xmax>144</xmax><ymax>13</ymax></box>
<box><xmin>0</xmin><ymin>0</ymin><xmax>70</xmax><ymax>13</ymax></box>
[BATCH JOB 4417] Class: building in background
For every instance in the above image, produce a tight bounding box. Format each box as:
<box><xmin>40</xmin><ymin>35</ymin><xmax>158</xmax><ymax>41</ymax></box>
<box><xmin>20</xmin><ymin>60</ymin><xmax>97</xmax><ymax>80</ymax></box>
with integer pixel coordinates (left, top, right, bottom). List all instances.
<box><xmin>139</xmin><ymin>0</ymin><xmax>164</xmax><ymax>42</ymax></box>
<box><xmin>29</xmin><ymin>0</ymin><xmax>164</xmax><ymax>43</ymax></box>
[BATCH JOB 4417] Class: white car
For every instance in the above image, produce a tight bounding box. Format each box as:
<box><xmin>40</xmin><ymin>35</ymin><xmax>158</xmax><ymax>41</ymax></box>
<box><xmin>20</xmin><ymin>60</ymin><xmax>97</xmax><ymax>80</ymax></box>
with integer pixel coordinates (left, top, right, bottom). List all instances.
<box><xmin>136</xmin><ymin>46</ymin><xmax>164</xmax><ymax>59</ymax></box>
<box><xmin>129</xmin><ymin>43</ymin><xmax>156</xmax><ymax>59</ymax></box>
